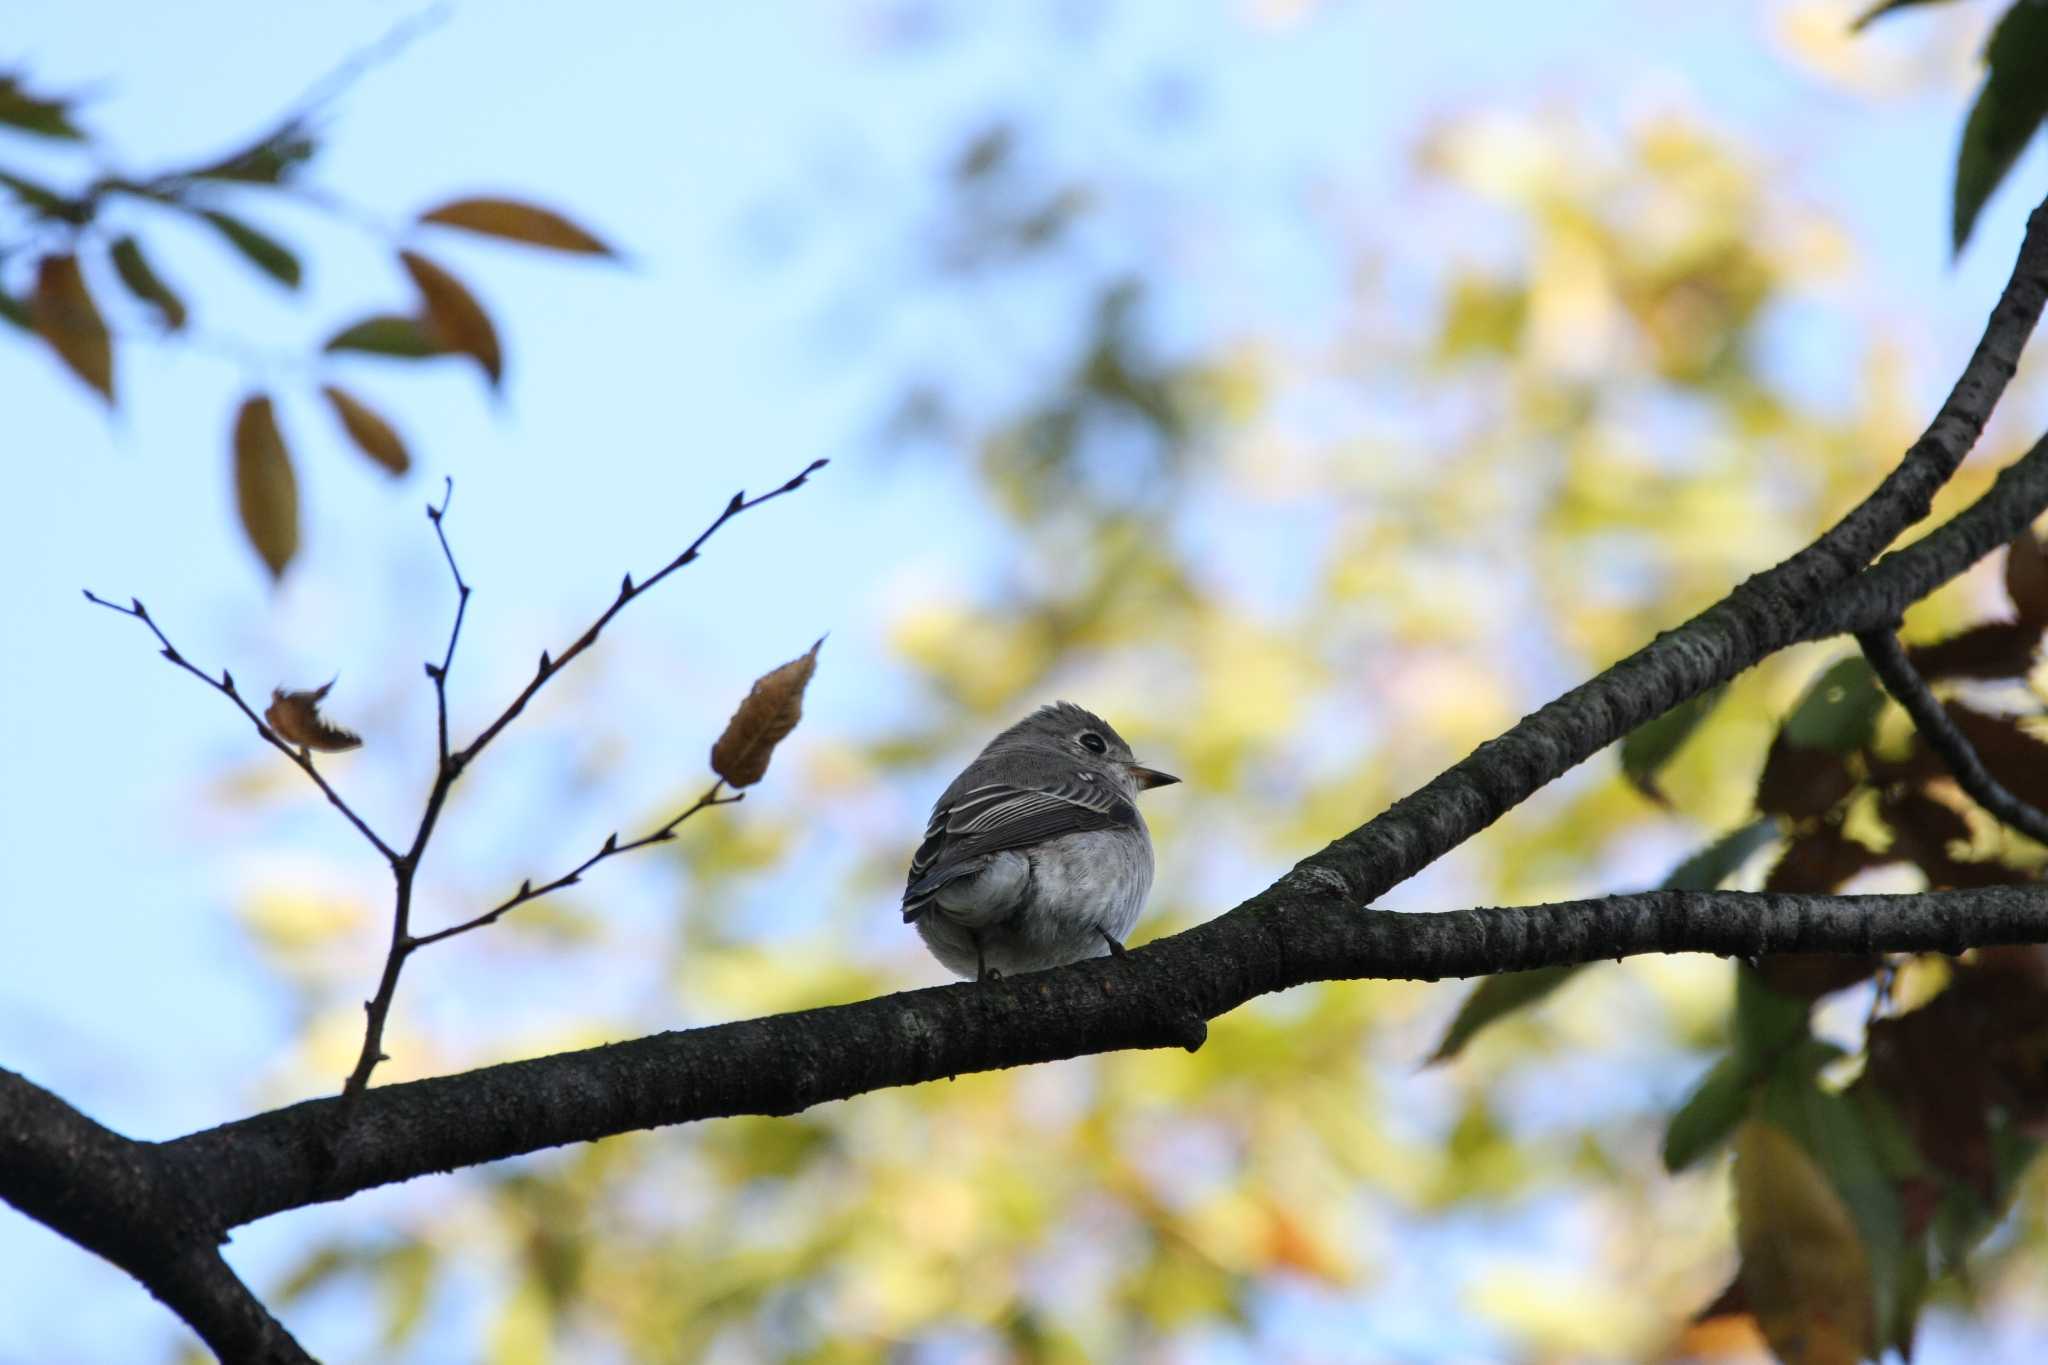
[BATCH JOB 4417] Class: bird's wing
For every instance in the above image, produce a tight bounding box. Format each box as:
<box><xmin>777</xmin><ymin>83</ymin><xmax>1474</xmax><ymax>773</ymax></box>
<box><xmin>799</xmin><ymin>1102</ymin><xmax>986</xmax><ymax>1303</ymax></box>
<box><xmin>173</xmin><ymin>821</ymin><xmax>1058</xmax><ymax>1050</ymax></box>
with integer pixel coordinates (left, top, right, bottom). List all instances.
<box><xmin>902</xmin><ymin>776</ymin><xmax>1138</xmax><ymax>921</ymax></box>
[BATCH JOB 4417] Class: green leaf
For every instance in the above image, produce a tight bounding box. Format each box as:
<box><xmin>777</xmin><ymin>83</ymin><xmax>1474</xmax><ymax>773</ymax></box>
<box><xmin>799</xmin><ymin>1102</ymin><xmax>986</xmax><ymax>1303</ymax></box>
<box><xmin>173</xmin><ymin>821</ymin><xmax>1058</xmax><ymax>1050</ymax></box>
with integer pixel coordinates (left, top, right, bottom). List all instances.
<box><xmin>324</xmin><ymin>314</ymin><xmax>445</xmax><ymax>358</ymax></box>
<box><xmin>1734</xmin><ymin>965</ymin><xmax>1812</xmax><ymax>1072</ymax></box>
<box><xmin>108</xmin><ymin>235</ymin><xmax>187</xmax><ymax>330</ymax></box>
<box><xmin>1662</xmin><ymin>816</ymin><xmax>1780</xmax><ymax>891</ymax></box>
<box><xmin>1619</xmin><ymin>684</ymin><xmax>1727</xmax><ymax>802</ymax></box>
<box><xmin>1663</xmin><ymin>1056</ymin><xmax>1752</xmax><ymax>1173</ymax></box>
<box><xmin>199</xmin><ymin>209</ymin><xmax>302</xmax><ymax>289</ymax></box>
<box><xmin>1782</xmin><ymin>656</ymin><xmax>1886</xmax><ymax>753</ymax></box>
<box><xmin>1852</xmin><ymin>0</ymin><xmax>1965</xmax><ymax>31</ymax></box>
<box><xmin>1430</xmin><ymin>819</ymin><xmax>1779</xmax><ymax>1066</ymax></box>
<box><xmin>1427</xmin><ymin>964</ymin><xmax>1582</xmax><ymax>1064</ymax></box>
<box><xmin>0</xmin><ymin>168</ymin><xmax>78</xmax><ymax>220</ymax></box>
<box><xmin>185</xmin><ymin>121</ymin><xmax>316</xmax><ymax>185</ymax></box>
<box><xmin>1954</xmin><ymin>0</ymin><xmax>2048</xmax><ymax>254</ymax></box>
<box><xmin>0</xmin><ymin>289</ymin><xmax>28</xmax><ymax>331</ymax></box>
<box><xmin>0</xmin><ymin>74</ymin><xmax>84</xmax><ymax>139</ymax></box>
<box><xmin>1763</xmin><ymin>1070</ymin><xmax>1925</xmax><ymax>1357</ymax></box>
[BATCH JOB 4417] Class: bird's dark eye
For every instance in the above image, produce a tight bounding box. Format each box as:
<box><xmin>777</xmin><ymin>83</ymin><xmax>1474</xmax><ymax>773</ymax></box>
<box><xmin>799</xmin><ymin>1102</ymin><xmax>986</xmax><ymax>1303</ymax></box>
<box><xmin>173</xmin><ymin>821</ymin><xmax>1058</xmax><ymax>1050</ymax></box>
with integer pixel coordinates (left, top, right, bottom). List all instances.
<box><xmin>1079</xmin><ymin>731</ymin><xmax>1108</xmax><ymax>755</ymax></box>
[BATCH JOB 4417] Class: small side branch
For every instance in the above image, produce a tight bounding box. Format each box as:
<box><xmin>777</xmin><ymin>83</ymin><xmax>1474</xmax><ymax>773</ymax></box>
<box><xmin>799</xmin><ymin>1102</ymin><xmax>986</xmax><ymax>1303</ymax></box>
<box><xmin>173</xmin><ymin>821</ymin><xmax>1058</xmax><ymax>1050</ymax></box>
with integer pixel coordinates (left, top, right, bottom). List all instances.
<box><xmin>81</xmin><ymin>592</ymin><xmax>399</xmax><ymax>865</ymax></box>
<box><xmin>411</xmin><ymin>780</ymin><xmax>741</xmax><ymax>949</ymax></box>
<box><xmin>455</xmin><ymin>459</ymin><xmax>827</xmax><ymax>768</ymax></box>
<box><xmin>1857</xmin><ymin>627</ymin><xmax>2048</xmax><ymax>844</ymax></box>
<box><xmin>424</xmin><ymin>478</ymin><xmax>470</xmax><ymax>768</ymax></box>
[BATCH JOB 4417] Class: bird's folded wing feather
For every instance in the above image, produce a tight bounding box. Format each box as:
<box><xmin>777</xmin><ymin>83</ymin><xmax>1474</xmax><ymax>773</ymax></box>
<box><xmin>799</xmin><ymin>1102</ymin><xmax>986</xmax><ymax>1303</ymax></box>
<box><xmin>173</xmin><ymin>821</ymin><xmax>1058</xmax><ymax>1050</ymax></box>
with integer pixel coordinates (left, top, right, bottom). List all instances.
<box><xmin>902</xmin><ymin>777</ymin><xmax>1137</xmax><ymax>919</ymax></box>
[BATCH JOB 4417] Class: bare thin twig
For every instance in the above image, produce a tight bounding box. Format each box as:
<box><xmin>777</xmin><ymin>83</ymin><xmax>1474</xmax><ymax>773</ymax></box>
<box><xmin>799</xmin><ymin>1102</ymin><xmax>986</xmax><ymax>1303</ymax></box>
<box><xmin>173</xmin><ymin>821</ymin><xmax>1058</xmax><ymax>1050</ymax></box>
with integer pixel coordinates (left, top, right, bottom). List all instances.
<box><xmin>456</xmin><ymin>458</ymin><xmax>829</xmax><ymax>767</ymax></box>
<box><xmin>1856</xmin><ymin>626</ymin><xmax>2048</xmax><ymax>844</ymax></box>
<box><xmin>338</xmin><ymin>458</ymin><xmax>827</xmax><ymax>1099</ymax></box>
<box><xmin>424</xmin><ymin>477</ymin><xmax>469</xmax><ymax>768</ymax></box>
<box><xmin>80</xmin><ymin>591</ymin><xmax>399</xmax><ymax>864</ymax></box>
<box><xmin>410</xmin><ymin>781</ymin><xmax>741</xmax><ymax>950</ymax></box>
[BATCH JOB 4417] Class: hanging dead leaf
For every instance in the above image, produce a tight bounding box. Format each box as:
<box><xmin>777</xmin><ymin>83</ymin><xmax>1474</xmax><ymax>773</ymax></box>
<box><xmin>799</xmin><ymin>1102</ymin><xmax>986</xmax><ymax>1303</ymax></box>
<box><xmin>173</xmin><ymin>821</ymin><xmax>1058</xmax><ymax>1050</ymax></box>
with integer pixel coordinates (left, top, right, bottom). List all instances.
<box><xmin>1762</xmin><ymin>822</ymin><xmax>1886</xmax><ymax>894</ymax></box>
<box><xmin>417</xmin><ymin>196</ymin><xmax>614</xmax><ymax>255</ymax></box>
<box><xmin>1905</xmin><ymin>620</ymin><xmax>2042</xmax><ymax>680</ymax></box>
<box><xmin>710</xmin><ymin>638</ymin><xmax>824</xmax><ymax>788</ymax></box>
<box><xmin>30</xmin><ymin>253</ymin><xmax>112</xmax><ymax>402</ymax></box>
<box><xmin>398</xmin><ymin>250</ymin><xmax>501</xmax><ymax>385</ymax></box>
<box><xmin>1943</xmin><ymin>703</ymin><xmax>2048</xmax><ymax>809</ymax></box>
<box><xmin>232</xmin><ymin>395</ymin><xmax>299</xmax><ymax>579</ymax></box>
<box><xmin>1755</xmin><ymin>734</ymin><xmax>1855</xmax><ymax>820</ymax></box>
<box><xmin>320</xmin><ymin>385</ymin><xmax>410</xmax><ymax>476</ymax></box>
<box><xmin>1734</xmin><ymin>1120</ymin><xmax>1876</xmax><ymax>1365</ymax></box>
<box><xmin>2008</xmin><ymin>530</ymin><xmax>2048</xmax><ymax>625</ymax></box>
<box><xmin>265</xmin><ymin>681</ymin><xmax>362</xmax><ymax>752</ymax></box>
<box><xmin>1869</xmin><ymin>966</ymin><xmax>2048</xmax><ymax>1200</ymax></box>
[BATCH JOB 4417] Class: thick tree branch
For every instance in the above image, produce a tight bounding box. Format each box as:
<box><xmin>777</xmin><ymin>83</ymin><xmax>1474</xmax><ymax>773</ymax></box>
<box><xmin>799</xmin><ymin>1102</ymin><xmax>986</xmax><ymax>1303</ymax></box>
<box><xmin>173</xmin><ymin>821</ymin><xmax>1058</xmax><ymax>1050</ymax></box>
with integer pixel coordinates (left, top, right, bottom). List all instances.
<box><xmin>0</xmin><ymin>1068</ymin><xmax>314</xmax><ymax>1364</ymax></box>
<box><xmin>1856</xmin><ymin>627</ymin><xmax>2048</xmax><ymax>843</ymax></box>
<box><xmin>1270</xmin><ymin>196</ymin><xmax>2048</xmax><ymax>920</ymax></box>
<box><xmin>1808</xmin><ymin>430</ymin><xmax>2048</xmax><ymax>641</ymax></box>
<box><xmin>157</xmin><ymin>883</ymin><xmax>2048</xmax><ymax>1230</ymax></box>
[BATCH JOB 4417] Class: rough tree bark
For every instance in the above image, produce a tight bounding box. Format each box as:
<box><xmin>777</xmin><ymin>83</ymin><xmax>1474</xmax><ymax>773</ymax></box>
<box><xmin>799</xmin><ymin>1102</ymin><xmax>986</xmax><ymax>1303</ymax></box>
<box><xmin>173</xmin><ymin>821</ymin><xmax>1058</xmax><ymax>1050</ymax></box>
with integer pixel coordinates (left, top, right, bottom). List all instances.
<box><xmin>4</xmin><ymin>199</ymin><xmax>2047</xmax><ymax>1362</ymax></box>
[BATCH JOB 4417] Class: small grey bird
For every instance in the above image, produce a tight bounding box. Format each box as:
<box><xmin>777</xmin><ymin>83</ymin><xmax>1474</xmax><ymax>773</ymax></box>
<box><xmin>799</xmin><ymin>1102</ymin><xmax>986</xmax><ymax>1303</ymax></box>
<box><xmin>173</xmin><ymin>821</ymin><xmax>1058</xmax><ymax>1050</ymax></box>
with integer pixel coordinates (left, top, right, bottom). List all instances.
<box><xmin>903</xmin><ymin>701</ymin><xmax>1179</xmax><ymax>980</ymax></box>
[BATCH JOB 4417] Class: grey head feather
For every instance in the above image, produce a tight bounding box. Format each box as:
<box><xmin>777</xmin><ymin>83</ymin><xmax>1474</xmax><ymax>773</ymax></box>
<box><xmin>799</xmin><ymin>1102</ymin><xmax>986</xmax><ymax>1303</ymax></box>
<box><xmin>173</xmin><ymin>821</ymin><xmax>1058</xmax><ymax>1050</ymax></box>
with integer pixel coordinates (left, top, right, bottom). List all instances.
<box><xmin>901</xmin><ymin>701</ymin><xmax>1145</xmax><ymax>922</ymax></box>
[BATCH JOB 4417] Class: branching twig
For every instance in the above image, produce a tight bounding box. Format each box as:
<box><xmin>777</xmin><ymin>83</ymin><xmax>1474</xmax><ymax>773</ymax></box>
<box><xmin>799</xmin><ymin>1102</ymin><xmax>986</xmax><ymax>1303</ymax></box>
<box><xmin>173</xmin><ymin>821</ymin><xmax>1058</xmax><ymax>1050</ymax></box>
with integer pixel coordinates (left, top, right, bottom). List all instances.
<box><xmin>409</xmin><ymin>781</ymin><xmax>741</xmax><ymax>950</ymax></box>
<box><xmin>0</xmin><ymin>1067</ymin><xmax>316</xmax><ymax>1364</ymax></box>
<box><xmin>339</xmin><ymin>458</ymin><xmax>826</xmax><ymax>1100</ymax></box>
<box><xmin>1809</xmin><ymin>430</ymin><xmax>2048</xmax><ymax>641</ymax></box>
<box><xmin>80</xmin><ymin>592</ymin><xmax>399</xmax><ymax>864</ymax></box>
<box><xmin>1856</xmin><ymin>627</ymin><xmax>2048</xmax><ymax>844</ymax></box>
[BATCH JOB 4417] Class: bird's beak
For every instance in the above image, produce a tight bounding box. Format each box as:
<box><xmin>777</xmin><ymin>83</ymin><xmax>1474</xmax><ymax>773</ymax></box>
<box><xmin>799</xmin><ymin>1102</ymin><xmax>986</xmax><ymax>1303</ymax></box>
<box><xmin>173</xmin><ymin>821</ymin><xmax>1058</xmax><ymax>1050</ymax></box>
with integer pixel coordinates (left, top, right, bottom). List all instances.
<box><xmin>1127</xmin><ymin>764</ymin><xmax>1180</xmax><ymax>790</ymax></box>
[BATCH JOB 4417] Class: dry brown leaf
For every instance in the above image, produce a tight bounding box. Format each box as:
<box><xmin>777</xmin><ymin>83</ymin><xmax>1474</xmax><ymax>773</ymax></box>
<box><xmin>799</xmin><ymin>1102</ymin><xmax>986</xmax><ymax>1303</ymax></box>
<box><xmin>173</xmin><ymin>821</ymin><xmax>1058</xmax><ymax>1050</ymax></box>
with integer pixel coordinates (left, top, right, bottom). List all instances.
<box><xmin>710</xmin><ymin>638</ymin><xmax>823</xmax><ymax>788</ymax></box>
<box><xmin>232</xmin><ymin>395</ymin><xmax>299</xmax><ymax>579</ymax></box>
<box><xmin>321</xmin><ymin>384</ymin><xmax>410</xmax><ymax>475</ymax></box>
<box><xmin>31</xmin><ymin>253</ymin><xmax>111</xmax><ymax>401</ymax></box>
<box><xmin>1734</xmin><ymin>1120</ymin><xmax>1875</xmax><ymax>1365</ymax></box>
<box><xmin>265</xmin><ymin>681</ymin><xmax>362</xmax><ymax>752</ymax></box>
<box><xmin>399</xmin><ymin>249</ymin><xmax>501</xmax><ymax>385</ymax></box>
<box><xmin>2008</xmin><ymin>530</ymin><xmax>2048</xmax><ymax>625</ymax></box>
<box><xmin>418</xmin><ymin>196</ymin><xmax>614</xmax><ymax>255</ymax></box>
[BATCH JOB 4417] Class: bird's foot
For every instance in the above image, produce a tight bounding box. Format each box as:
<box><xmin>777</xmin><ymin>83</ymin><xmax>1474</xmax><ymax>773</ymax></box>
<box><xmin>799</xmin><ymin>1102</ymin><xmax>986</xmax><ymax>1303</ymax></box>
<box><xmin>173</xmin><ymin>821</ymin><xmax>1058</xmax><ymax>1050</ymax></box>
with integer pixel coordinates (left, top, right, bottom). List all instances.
<box><xmin>1099</xmin><ymin>929</ymin><xmax>1128</xmax><ymax>959</ymax></box>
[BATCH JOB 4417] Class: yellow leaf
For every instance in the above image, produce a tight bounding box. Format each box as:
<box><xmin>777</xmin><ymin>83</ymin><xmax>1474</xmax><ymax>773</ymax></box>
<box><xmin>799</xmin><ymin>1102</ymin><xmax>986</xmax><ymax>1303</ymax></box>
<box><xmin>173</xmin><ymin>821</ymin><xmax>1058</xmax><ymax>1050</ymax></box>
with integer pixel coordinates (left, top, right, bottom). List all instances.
<box><xmin>710</xmin><ymin>639</ymin><xmax>823</xmax><ymax>788</ymax></box>
<box><xmin>418</xmin><ymin>196</ymin><xmax>614</xmax><ymax>255</ymax></box>
<box><xmin>30</xmin><ymin>253</ymin><xmax>111</xmax><ymax>402</ymax></box>
<box><xmin>232</xmin><ymin>395</ymin><xmax>299</xmax><ymax>579</ymax></box>
<box><xmin>399</xmin><ymin>250</ymin><xmax>502</xmax><ymax>385</ymax></box>
<box><xmin>1733</xmin><ymin>1120</ymin><xmax>1875</xmax><ymax>1365</ymax></box>
<box><xmin>320</xmin><ymin>384</ymin><xmax>410</xmax><ymax>476</ymax></box>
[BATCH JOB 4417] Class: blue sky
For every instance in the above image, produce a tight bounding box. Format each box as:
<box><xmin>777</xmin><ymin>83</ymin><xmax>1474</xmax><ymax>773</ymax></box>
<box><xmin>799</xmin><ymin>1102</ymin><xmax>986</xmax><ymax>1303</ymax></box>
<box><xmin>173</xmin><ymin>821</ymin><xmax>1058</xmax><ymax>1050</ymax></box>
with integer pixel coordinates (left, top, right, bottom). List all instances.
<box><xmin>5</xmin><ymin>1</ymin><xmax>2048</xmax><ymax>1360</ymax></box>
